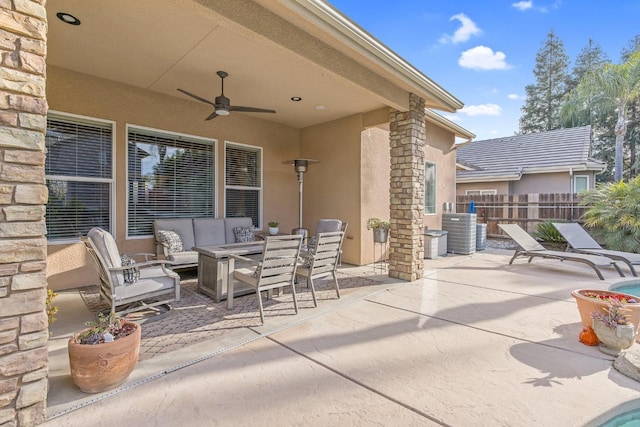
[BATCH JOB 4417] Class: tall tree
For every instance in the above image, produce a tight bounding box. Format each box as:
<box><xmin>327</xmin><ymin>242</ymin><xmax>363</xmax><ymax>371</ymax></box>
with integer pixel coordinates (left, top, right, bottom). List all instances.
<box><xmin>562</xmin><ymin>51</ymin><xmax>640</xmax><ymax>182</ymax></box>
<box><xmin>519</xmin><ymin>30</ymin><xmax>570</xmax><ymax>133</ymax></box>
<box><xmin>562</xmin><ymin>39</ymin><xmax>615</xmax><ymax>182</ymax></box>
<box><xmin>622</xmin><ymin>36</ymin><xmax>640</xmax><ymax>178</ymax></box>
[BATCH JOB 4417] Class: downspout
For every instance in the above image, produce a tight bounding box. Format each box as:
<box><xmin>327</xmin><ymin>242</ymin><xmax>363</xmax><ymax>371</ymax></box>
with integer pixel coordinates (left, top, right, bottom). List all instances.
<box><xmin>569</xmin><ymin>167</ymin><xmax>574</xmax><ymax>221</ymax></box>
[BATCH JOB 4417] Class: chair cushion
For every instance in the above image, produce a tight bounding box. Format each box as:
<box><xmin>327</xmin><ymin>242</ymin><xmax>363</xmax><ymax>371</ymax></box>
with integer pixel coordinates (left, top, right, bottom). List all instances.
<box><xmin>233</xmin><ymin>226</ymin><xmax>255</xmax><ymax>243</ymax></box>
<box><xmin>157</xmin><ymin>230</ymin><xmax>184</xmax><ymax>254</ymax></box>
<box><xmin>167</xmin><ymin>250</ymin><xmax>198</xmax><ymax>266</ymax></box>
<box><xmin>87</xmin><ymin>227</ymin><xmax>124</xmax><ymax>286</ymax></box>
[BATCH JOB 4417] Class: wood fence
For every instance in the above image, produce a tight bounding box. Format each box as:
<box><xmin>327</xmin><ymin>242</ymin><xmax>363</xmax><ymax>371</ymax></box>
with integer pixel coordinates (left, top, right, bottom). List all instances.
<box><xmin>456</xmin><ymin>193</ymin><xmax>589</xmax><ymax>237</ymax></box>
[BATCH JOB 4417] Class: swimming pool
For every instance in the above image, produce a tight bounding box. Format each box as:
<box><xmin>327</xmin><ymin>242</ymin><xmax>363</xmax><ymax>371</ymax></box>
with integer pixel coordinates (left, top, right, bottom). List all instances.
<box><xmin>600</xmin><ymin>408</ymin><xmax>640</xmax><ymax>426</ymax></box>
<box><xmin>609</xmin><ymin>280</ymin><xmax>640</xmax><ymax>298</ymax></box>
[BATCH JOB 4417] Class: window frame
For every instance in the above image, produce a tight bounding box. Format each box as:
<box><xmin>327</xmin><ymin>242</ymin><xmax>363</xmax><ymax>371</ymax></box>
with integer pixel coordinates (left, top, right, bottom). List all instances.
<box><xmin>574</xmin><ymin>175</ymin><xmax>589</xmax><ymax>193</ymax></box>
<box><xmin>465</xmin><ymin>189</ymin><xmax>497</xmax><ymax>196</ymax></box>
<box><xmin>45</xmin><ymin>111</ymin><xmax>116</xmax><ymax>244</ymax></box>
<box><xmin>224</xmin><ymin>141</ymin><xmax>263</xmax><ymax>229</ymax></box>
<box><xmin>125</xmin><ymin>124</ymin><xmax>217</xmax><ymax>239</ymax></box>
<box><xmin>424</xmin><ymin>161</ymin><xmax>437</xmax><ymax>215</ymax></box>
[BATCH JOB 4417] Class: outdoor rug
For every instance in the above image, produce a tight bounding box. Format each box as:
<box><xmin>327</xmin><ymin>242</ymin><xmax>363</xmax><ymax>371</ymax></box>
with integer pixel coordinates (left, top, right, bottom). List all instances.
<box><xmin>78</xmin><ymin>271</ymin><xmax>382</xmax><ymax>361</ymax></box>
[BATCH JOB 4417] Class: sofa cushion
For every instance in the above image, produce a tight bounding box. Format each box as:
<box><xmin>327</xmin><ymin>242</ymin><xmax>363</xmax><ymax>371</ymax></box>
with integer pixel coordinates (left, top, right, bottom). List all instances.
<box><xmin>154</xmin><ymin>219</ymin><xmax>196</xmax><ymax>252</ymax></box>
<box><xmin>225</xmin><ymin>217</ymin><xmax>253</xmax><ymax>243</ymax></box>
<box><xmin>193</xmin><ymin>218</ymin><xmax>226</xmax><ymax>247</ymax></box>
<box><xmin>167</xmin><ymin>250</ymin><xmax>198</xmax><ymax>266</ymax></box>
<box><xmin>157</xmin><ymin>230</ymin><xmax>184</xmax><ymax>254</ymax></box>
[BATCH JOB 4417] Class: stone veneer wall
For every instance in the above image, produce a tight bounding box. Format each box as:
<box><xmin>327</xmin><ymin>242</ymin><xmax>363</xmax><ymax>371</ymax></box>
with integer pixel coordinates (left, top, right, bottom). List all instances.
<box><xmin>0</xmin><ymin>1</ymin><xmax>49</xmax><ymax>425</ymax></box>
<box><xmin>388</xmin><ymin>93</ymin><xmax>425</xmax><ymax>281</ymax></box>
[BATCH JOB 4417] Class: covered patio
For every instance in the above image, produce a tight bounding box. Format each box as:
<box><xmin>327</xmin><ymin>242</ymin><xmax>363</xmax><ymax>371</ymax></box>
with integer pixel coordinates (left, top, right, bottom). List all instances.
<box><xmin>46</xmin><ymin>248</ymin><xmax>640</xmax><ymax>426</ymax></box>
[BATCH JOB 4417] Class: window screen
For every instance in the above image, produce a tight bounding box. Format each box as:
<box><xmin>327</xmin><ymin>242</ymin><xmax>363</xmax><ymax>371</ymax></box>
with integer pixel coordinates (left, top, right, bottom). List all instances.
<box><xmin>425</xmin><ymin>161</ymin><xmax>436</xmax><ymax>214</ymax></box>
<box><xmin>45</xmin><ymin>114</ymin><xmax>113</xmax><ymax>241</ymax></box>
<box><xmin>225</xmin><ymin>143</ymin><xmax>262</xmax><ymax>227</ymax></box>
<box><xmin>127</xmin><ymin>127</ymin><xmax>215</xmax><ymax>237</ymax></box>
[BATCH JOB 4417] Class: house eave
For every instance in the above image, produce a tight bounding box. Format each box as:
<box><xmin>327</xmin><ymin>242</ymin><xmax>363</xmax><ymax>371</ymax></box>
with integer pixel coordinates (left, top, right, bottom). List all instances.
<box><xmin>425</xmin><ymin>109</ymin><xmax>475</xmax><ymax>143</ymax></box>
<box><xmin>286</xmin><ymin>0</ymin><xmax>465</xmax><ymax>112</ymax></box>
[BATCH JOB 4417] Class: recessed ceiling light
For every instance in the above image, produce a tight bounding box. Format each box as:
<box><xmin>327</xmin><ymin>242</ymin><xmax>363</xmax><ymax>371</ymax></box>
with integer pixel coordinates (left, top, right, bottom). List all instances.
<box><xmin>56</xmin><ymin>12</ymin><xmax>81</xmax><ymax>26</ymax></box>
<box><xmin>315</xmin><ymin>105</ymin><xmax>326</xmax><ymax>110</ymax></box>
<box><xmin>291</xmin><ymin>97</ymin><xmax>302</xmax><ymax>102</ymax></box>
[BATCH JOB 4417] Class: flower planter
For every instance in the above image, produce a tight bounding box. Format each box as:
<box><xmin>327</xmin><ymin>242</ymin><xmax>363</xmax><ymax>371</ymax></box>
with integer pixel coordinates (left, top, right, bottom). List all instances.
<box><xmin>68</xmin><ymin>321</ymin><xmax>141</xmax><ymax>393</ymax></box>
<box><xmin>372</xmin><ymin>228</ymin><xmax>388</xmax><ymax>243</ymax></box>
<box><xmin>592</xmin><ymin>319</ymin><xmax>635</xmax><ymax>356</ymax></box>
<box><xmin>571</xmin><ymin>289</ymin><xmax>640</xmax><ymax>340</ymax></box>
<box><xmin>268</xmin><ymin>227</ymin><xmax>279</xmax><ymax>235</ymax></box>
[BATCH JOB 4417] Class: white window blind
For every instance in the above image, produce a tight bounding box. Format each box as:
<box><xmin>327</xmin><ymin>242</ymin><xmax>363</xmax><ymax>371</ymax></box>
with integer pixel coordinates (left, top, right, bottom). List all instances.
<box><xmin>425</xmin><ymin>161</ymin><xmax>436</xmax><ymax>214</ymax></box>
<box><xmin>45</xmin><ymin>114</ymin><xmax>113</xmax><ymax>241</ymax></box>
<box><xmin>127</xmin><ymin>127</ymin><xmax>215</xmax><ymax>237</ymax></box>
<box><xmin>225</xmin><ymin>143</ymin><xmax>261</xmax><ymax>227</ymax></box>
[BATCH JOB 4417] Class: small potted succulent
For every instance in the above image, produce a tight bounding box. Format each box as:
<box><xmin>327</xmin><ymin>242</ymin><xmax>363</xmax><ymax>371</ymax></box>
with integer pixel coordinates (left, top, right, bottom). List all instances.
<box><xmin>366</xmin><ymin>217</ymin><xmax>390</xmax><ymax>243</ymax></box>
<box><xmin>68</xmin><ymin>313</ymin><xmax>141</xmax><ymax>393</ymax></box>
<box><xmin>268</xmin><ymin>221</ymin><xmax>280</xmax><ymax>235</ymax></box>
<box><xmin>591</xmin><ymin>298</ymin><xmax>636</xmax><ymax>356</ymax></box>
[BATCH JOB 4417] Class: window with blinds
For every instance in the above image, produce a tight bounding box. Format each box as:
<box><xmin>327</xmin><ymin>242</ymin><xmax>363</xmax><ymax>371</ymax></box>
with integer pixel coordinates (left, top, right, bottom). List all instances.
<box><xmin>127</xmin><ymin>127</ymin><xmax>215</xmax><ymax>237</ymax></box>
<box><xmin>225</xmin><ymin>143</ymin><xmax>262</xmax><ymax>227</ymax></box>
<box><xmin>45</xmin><ymin>114</ymin><xmax>114</xmax><ymax>241</ymax></box>
<box><xmin>425</xmin><ymin>161</ymin><xmax>436</xmax><ymax>215</ymax></box>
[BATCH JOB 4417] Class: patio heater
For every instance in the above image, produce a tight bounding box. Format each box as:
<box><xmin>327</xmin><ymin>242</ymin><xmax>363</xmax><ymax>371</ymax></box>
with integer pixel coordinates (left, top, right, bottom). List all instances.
<box><xmin>282</xmin><ymin>158</ymin><xmax>319</xmax><ymax>242</ymax></box>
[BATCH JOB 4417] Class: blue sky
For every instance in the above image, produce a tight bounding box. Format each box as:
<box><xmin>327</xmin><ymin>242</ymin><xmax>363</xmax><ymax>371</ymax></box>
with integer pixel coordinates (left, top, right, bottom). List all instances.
<box><xmin>329</xmin><ymin>0</ymin><xmax>640</xmax><ymax>141</ymax></box>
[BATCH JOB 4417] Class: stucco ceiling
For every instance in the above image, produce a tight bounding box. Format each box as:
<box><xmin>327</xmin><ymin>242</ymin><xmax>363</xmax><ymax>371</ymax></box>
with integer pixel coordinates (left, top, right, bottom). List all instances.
<box><xmin>46</xmin><ymin>0</ymin><xmax>439</xmax><ymax>129</ymax></box>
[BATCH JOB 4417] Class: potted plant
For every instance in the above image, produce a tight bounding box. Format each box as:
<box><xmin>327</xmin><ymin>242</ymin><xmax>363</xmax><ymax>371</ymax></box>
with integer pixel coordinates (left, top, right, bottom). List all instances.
<box><xmin>591</xmin><ymin>298</ymin><xmax>636</xmax><ymax>356</ymax></box>
<box><xmin>366</xmin><ymin>217</ymin><xmax>390</xmax><ymax>243</ymax></box>
<box><xmin>68</xmin><ymin>313</ymin><xmax>141</xmax><ymax>393</ymax></box>
<box><xmin>268</xmin><ymin>221</ymin><xmax>279</xmax><ymax>235</ymax></box>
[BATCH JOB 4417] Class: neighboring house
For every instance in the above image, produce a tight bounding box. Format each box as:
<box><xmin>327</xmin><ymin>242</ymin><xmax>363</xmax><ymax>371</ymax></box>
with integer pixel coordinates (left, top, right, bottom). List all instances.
<box><xmin>456</xmin><ymin>126</ymin><xmax>605</xmax><ymax>196</ymax></box>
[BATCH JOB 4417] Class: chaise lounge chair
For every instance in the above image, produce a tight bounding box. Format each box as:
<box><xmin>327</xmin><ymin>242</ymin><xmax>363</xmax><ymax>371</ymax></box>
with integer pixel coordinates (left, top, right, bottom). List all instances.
<box><xmin>498</xmin><ymin>223</ymin><xmax>625</xmax><ymax>280</ymax></box>
<box><xmin>552</xmin><ymin>222</ymin><xmax>640</xmax><ymax>277</ymax></box>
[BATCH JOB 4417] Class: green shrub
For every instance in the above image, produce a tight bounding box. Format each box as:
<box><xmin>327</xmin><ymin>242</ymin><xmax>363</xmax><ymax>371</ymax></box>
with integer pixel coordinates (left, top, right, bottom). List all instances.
<box><xmin>533</xmin><ymin>220</ymin><xmax>567</xmax><ymax>244</ymax></box>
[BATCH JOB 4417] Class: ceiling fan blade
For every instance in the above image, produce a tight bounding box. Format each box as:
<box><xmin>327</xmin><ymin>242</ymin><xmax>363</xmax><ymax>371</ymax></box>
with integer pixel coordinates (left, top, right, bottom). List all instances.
<box><xmin>229</xmin><ymin>105</ymin><xmax>276</xmax><ymax>114</ymax></box>
<box><xmin>204</xmin><ymin>111</ymin><xmax>218</xmax><ymax>121</ymax></box>
<box><xmin>177</xmin><ymin>88</ymin><xmax>215</xmax><ymax>107</ymax></box>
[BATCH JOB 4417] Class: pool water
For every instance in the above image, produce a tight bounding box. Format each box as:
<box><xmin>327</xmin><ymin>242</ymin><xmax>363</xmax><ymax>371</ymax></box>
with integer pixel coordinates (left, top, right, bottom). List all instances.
<box><xmin>601</xmin><ymin>409</ymin><xmax>640</xmax><ymax>426</ymax></box>
<box><xmin>609</xmin><ymin>281</ymin><xmax>640</xmax><ymax>298</ymax></box>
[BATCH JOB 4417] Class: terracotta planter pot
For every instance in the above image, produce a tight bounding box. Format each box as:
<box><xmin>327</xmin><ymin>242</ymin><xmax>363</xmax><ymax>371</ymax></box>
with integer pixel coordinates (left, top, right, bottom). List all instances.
<box><xmin>571</xmin><ymin>289</ymin><xmax>640</xmax><ymax>340</ymax></box>
<box><xmin>68</xmin><ymin>321</ymin><xmax>141</xmax><ymax>393</ymax></box>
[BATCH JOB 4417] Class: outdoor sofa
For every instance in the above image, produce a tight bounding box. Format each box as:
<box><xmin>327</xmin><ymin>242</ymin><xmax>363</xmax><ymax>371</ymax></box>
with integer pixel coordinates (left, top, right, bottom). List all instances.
<box><xmin>153</xmin><ymin>217</ymin><xmax>255</xmax><ymax>269</ymax></box>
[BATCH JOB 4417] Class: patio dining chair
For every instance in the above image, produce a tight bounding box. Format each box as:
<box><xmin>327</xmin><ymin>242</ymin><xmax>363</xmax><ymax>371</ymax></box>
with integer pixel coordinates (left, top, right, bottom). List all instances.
<box><xmin>227</xmin><ymin>234</ymin><xmax>303</xmax><ymax>324</ymax></box>
<box><xmin>82</xmin><ymin>227</ymin><xmax>181</xmax><ymax>316</ymax></box>
<box><xmin>296</xmin><ymin>231</ymin><xmax>345</xmax><ymax>307</ymax></box>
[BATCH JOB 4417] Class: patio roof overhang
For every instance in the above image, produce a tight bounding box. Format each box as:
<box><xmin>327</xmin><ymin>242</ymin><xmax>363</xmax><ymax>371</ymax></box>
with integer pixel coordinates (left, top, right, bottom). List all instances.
<box><xmin>46</xmin><ymin>0</ymin><xmax>465</xmax><ymax>130</ymax></box>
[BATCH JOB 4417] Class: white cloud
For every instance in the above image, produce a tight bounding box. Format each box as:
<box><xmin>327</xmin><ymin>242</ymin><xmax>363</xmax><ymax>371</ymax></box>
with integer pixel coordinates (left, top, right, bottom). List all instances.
<box><xmin>438</xmin><ymin>13</ymin><xmax>481</xmax><ymax>44</ymax></box>
<box><xmin>512</xmin><ymin>1</ymin><xmax>533</xmax><ymax>11</ymax></box>
<box><xmin>458</xmin><ymin>104</ymin><xmax>502</xmax><ymax>116</ymax></box>
<box><xmin>508</xmin><ymin>93</ymin><xmax>523</xmax><ymax>100</ymax></box>
<box><xmin>459</xmin><ymin>46</ymin><xmax>510</xmax><ymax>70</ymax></box>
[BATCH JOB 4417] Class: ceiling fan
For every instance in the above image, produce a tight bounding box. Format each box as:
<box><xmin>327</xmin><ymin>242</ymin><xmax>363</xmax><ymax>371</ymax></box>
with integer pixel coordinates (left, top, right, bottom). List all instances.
<box><xmin>177</xmin><ymin>70</ymin><xmax>276</xmax><ymax>120</ymax></box>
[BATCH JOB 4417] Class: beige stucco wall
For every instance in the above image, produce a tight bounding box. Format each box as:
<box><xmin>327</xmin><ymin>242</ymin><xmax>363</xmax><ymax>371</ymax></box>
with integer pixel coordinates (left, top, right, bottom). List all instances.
<box><xmin>457</xmin><ymin>171</ymin><xmax>598</xmax><ymax>196</ymax></box>
<box><xmin>424</xmin><ymin>124</ymin><xmax>456</xmax><ymax>231</ymax></box>
<box><xmin>46</xmin><ymin>66</ymin><xmax>301</xmax><ymax>290</ymax></box>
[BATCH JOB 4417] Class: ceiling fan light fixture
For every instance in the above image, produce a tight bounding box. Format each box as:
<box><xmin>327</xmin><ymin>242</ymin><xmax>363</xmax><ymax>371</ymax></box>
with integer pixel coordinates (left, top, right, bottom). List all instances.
<box><xmin>215</xmin><ymin>108</ymin><xmax>230</xmax><ymax>116</ymax></box>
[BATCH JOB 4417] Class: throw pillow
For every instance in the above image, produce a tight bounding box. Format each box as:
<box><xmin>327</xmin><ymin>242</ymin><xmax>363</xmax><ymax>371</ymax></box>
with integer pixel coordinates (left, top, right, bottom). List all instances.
<box><xmin>157</xmin><ymin>230</ymin><xmax>184</xmax><ymax>254</ymax></box>
<box><xmin>233</xmin><ymin>226</ymin><xmax>255</xmax><ymax>243</ymax></box>
<box><xmin>120</xmin><ymin>254</ymin><xmax>140</xmax><ymax>284</ymax></box>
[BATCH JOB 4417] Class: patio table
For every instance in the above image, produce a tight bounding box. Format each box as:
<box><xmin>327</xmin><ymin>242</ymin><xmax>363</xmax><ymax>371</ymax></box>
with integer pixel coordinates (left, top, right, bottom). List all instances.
<box><xmin>194</xmin><ymin>241</ymin><xmax>264</xmax><ymax>302</ymax></box>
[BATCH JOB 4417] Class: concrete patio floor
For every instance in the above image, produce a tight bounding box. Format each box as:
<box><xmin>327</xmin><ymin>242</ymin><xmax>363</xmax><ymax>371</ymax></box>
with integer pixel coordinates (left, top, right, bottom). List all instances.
<box><xmin>45</xmin><ymin>248</ymin><xmax>640</xmax><ymax>426</ymax></box>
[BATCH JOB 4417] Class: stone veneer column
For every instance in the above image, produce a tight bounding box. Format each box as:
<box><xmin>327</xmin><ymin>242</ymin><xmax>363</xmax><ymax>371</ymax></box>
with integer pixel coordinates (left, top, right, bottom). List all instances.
<box><xmin>388</xmin><ymin>93</ymin><xmax>425</xmax><ymax>281</ymax></box>
<box><xmin>0</xmin><ymin>1</ymin><xmax>49</xmax><ymax>425</ymax></box>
